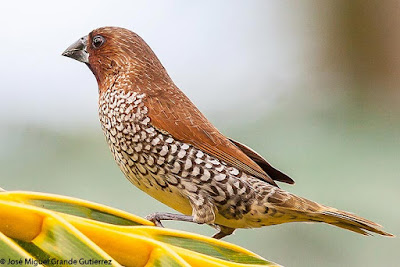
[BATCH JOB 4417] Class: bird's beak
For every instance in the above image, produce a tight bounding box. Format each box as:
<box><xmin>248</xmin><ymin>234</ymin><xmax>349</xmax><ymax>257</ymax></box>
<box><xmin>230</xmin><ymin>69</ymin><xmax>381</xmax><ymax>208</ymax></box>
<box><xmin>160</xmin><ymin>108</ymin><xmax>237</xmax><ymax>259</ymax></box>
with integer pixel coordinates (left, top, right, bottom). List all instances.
<box><xmin>62</xmin><ymin>36</ymin><xmax>89</xmax><ymax>63</ymax></box>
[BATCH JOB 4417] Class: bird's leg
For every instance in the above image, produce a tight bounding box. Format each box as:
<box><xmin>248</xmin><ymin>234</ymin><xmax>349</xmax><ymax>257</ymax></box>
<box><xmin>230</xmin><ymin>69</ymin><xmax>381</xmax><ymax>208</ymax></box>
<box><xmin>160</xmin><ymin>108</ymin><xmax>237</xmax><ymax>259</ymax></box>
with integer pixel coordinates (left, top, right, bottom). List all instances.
<box><xmin>146</xmin><ymin>213</ymin><xmax>236</xmax><ymax>239</ymax></box>
<box><xmin>212</xmin><ymin>225</ymin><xmax>236</xmax><ymax>239</ymax></box>
<box><xmin>145</xmin><ymin>212</ymin><xmax>195</xmax><ymax>227</ymax></box>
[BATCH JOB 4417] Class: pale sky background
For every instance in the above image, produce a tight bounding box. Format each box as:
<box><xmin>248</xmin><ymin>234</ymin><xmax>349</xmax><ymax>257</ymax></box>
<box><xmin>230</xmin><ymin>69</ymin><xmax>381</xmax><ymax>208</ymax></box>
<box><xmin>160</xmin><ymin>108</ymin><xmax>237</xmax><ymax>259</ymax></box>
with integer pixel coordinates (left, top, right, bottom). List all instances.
<box><xmin>0</xmin><ymin>0</ymin><xmax>325</xmax><ymax>131</ymax></box>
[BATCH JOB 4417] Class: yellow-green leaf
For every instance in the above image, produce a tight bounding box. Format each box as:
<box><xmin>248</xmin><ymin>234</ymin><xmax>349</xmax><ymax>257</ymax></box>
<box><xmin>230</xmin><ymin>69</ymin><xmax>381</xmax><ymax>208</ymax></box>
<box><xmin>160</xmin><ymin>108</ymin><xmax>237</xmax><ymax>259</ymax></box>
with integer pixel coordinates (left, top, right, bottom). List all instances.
<box><xmin>0</xmin><ymin>190</ymin><xmax>281</xmax><ymax>267</ymax></box>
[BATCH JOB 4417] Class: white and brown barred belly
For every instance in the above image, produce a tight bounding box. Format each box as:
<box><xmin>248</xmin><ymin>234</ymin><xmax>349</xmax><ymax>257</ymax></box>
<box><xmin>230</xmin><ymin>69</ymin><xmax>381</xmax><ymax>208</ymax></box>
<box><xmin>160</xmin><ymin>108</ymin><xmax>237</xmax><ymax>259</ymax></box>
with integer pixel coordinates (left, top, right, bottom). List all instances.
<box><xmin>98</xmin><ymin>87</ymin><xmax>305</xmax><ymax>229</ymax></box>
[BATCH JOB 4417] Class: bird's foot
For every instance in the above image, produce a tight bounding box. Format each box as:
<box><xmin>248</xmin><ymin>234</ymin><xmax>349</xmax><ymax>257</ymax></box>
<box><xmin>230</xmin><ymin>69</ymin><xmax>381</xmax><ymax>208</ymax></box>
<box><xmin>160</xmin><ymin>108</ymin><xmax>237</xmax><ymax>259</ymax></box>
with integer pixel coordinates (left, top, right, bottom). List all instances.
<box><xmin>145</xmin><ymin>212</ymin><xmax>195</xmax><ymax>228</ymax></box>
<box><xmin>145</xmin><ymin>213</ymin><xmax>165</xmax><ymax>227</ymax></box>
<box><xmin>212</xmin><ymin>225</ymin><xmax>236</xmax><ymax>239</ymax></box>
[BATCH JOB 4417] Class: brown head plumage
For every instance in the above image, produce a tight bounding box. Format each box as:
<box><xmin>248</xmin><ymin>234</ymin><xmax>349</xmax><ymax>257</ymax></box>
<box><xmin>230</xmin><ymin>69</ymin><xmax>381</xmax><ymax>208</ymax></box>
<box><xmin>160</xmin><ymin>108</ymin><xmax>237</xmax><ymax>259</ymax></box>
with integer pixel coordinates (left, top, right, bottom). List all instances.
<box><xmin>87</xmin><ymin>27</ymin><xmax>171</xmax><ymax>92</ymax></box>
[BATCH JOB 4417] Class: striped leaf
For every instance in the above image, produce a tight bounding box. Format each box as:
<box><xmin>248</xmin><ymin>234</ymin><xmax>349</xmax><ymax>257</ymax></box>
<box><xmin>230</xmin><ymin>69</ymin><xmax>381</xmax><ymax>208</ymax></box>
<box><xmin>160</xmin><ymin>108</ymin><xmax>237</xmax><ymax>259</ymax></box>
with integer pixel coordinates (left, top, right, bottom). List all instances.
<box><xmin>0</xmin><ymin>191</ymin><xmax>281</xmax><ymax>267</ymax></box>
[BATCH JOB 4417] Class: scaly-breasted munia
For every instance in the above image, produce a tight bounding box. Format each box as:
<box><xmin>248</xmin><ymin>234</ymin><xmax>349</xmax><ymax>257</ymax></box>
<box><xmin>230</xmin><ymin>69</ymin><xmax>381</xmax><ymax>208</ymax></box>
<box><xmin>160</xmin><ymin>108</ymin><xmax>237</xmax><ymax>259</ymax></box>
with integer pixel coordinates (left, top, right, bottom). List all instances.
<box><xmin>62</xmin><ymin>27</ymin><xmax>392</xmax><ymax>239</ymax></box>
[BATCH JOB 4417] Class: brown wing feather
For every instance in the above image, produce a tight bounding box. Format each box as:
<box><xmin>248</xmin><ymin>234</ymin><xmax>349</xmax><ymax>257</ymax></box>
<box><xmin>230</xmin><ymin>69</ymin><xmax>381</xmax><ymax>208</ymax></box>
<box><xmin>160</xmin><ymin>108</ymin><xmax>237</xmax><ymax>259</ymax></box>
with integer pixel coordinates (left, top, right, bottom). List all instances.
<box><xmin>228</xmin><ymin>139</ymin><xmax>295</xmax><ymax>184</ymax></box>
<box><xmin>145</xmin><ymin>86</ymin><xmax>280</xmax><ymax>187</ymax></box>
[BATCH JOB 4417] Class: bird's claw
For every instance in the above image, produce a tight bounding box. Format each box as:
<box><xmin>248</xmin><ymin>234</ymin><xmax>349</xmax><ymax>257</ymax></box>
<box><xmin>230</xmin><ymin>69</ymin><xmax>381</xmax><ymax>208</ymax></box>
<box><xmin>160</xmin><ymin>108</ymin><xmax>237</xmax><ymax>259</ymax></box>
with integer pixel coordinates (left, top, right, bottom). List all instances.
<box><xmin>145</xmin><ymin>213</ymin><xmax>165</xmax><ymax>227</ymax></box>
<box><xmin>212</xmin><ymin>225</ymin><xmax>236</xmax><ymax>239</ymax></box>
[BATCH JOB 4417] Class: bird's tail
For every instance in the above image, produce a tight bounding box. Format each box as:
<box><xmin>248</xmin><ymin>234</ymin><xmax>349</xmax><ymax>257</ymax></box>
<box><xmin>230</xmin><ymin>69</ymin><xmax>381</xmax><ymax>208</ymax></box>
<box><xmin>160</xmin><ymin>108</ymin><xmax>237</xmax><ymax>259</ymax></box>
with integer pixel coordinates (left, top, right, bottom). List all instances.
<box><xmin>315</xmin><ymin>207</ymin><xmax>393</xmax><ymax>236</ymax></box>
<box><xmin>265</xmin><ymin>190</ymin><xmax>393</xmax><ymax>237</ymax></box>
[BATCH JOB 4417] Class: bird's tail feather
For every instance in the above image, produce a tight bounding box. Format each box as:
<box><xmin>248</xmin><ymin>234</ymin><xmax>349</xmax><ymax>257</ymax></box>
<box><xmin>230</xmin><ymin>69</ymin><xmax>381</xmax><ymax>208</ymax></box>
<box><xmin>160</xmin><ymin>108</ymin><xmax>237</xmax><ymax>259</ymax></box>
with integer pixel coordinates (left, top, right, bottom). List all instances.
<box><xmin>317</xmin><ymin>208</ymin><xmax>393</xmax><ymax>237</ymax></box>
<box><xmin>264</xmin><ymin>189</ymin><xmax>393</xmax><ymax>236</ymax></box>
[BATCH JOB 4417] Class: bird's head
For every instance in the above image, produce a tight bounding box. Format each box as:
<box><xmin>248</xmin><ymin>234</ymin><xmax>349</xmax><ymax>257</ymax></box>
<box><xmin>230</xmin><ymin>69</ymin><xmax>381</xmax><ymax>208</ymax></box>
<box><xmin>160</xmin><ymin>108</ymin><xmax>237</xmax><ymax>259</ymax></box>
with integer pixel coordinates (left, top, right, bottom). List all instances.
<box><xmin>62</xmin><ymin>27</ymin><xmax>170</xmax><ymax>91</ymax></box>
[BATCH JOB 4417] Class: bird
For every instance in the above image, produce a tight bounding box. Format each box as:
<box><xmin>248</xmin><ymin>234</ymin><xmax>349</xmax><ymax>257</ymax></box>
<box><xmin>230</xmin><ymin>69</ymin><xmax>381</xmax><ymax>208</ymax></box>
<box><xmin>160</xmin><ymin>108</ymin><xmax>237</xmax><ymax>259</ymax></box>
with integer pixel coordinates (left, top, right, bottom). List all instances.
<box><xmin>62</xmin><ymin>26</ymin><xmax>392</xmax><ymax>239</ymax></box>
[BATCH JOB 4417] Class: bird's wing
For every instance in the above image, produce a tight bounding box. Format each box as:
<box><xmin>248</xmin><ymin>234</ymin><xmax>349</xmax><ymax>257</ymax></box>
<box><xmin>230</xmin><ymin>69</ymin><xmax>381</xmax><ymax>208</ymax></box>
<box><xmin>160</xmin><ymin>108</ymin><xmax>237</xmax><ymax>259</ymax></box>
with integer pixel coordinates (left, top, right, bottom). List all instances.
<box><xmin>145</xmin><ymin>88</ymin><xmax>292</xmax><ymax>187</ymax></box>
<box><xmin>228</xmin><ymin>139</ymin><xmax>294</xmax><ymax>184</ymax></box>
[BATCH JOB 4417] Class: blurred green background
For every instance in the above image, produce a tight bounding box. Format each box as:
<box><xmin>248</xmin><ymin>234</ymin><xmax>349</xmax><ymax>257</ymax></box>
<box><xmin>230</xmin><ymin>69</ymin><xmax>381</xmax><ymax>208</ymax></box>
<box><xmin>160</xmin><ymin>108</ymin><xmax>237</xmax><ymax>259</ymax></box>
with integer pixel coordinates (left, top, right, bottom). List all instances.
<box><xmin>1</xmin><ymin>1</ymin><xmax>399</xmax><ymax>266</ymax></box>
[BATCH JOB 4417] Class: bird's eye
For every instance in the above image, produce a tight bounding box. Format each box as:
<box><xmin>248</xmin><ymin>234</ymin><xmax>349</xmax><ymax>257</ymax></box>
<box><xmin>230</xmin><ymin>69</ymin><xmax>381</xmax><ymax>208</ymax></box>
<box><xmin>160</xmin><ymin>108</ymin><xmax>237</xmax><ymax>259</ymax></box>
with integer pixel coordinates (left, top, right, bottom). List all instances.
<box><xmin>92</xmin><ymin>35</ymin><xmax>105</xmax><ymax>49</ymax></box>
